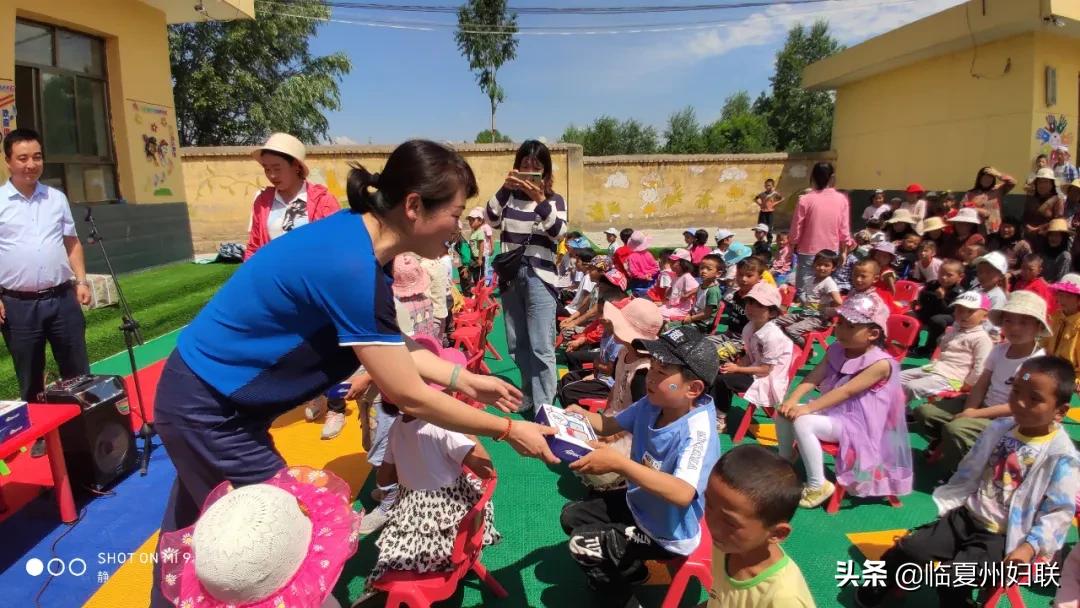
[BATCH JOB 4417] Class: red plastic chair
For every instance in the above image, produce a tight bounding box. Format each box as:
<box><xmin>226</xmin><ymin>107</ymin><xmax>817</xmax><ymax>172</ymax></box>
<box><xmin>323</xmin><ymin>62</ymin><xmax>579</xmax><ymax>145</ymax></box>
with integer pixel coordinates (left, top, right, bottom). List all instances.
<box><xmin>578</xmin><ymin>397</ymin><xmax>607</xmax><ymax>414</ymax></box>
<box><xmin>892</xmin><ymin>280</ymin><xmax>923</xmax><ymax>314</ymax></box>
<box><xmin>708</xmin><ymin>302</ymin><xmax>726</xmax><ymax>334</ymax></box>
<box><xmin>884</xmin><ymin>315</ymin><xmax>921</xmax><ymax>362</ymax></box>
<box><xmin>731</xmin><ymin>349</ymin><xmax>801</xmax><ymax>443</ymax></box>
<box><xmin>792</xmin><ymin>322</ymin><xmax>834</xmax><ymax>371</ymax></box>
<box><xmin>779</xmin><ymin>285</ymin><xmax>797</xmax><ymax>310</ymax></box>
<box><xmin>660</xmin><ymin>517</ymin><xmax>714</xmax><ymax>608</ymax></box>
<box><xmin>818</xmin><ymin>442</ymin><xmax>903</xmax><ymax>514</ymax></box>
<box><xmin>371</xmin><ymin>470</ymin><xmax>507</xmax><ymax>607</ymax></box>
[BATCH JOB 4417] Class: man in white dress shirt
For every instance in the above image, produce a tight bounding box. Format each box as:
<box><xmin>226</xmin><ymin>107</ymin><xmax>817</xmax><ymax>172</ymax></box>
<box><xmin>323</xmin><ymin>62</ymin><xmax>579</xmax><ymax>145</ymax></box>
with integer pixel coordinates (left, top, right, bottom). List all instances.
<box><xmin>1</xmin><ymin>128</ymin><xmax>92</xmax><ymax>406</ymax></box>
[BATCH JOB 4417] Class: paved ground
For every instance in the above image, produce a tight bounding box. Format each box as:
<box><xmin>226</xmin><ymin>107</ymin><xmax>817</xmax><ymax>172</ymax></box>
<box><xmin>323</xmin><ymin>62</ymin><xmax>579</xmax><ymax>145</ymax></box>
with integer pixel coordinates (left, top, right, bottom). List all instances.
<box><xmin>582</xmin><ymin>227</ymin><xmax>760</xmax><ymax>249</ymax></box>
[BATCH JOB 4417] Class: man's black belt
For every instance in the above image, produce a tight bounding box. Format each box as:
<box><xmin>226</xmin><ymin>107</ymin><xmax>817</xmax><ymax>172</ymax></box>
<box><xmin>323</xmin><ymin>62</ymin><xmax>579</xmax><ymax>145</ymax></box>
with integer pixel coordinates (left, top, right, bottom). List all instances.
<box><xmin>0</xmin><ymin>282</ymin><xmax>73</xmax><ymax>300</ymax></box>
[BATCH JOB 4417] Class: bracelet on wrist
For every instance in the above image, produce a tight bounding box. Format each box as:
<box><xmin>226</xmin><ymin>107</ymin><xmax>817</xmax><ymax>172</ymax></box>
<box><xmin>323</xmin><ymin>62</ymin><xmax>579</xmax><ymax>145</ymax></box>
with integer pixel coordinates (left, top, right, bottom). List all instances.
<box><xmin>448</xmin><ymin>365</ymin><xmax>463</xmax><ymax>391</ymax></box>
<box><xmin>495</xmin><ymin>418</ymin><xmax>513</xmax><ymax>442</ymax></box>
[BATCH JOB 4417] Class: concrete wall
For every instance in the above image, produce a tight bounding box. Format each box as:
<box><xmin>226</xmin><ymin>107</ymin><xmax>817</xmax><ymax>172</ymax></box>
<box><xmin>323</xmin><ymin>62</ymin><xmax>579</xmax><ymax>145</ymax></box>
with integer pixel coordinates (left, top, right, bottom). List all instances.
<box><xmin>578</xmin><ymin>153</ymin><xmax>834</xmax><ymax>233</ymax></box>
<box><xmin>2</xmin><ymin>1</ymin><xmax>187</xmax><ymax>204</ymax></box>
<box><xmin>180</xmin><ymin>144</ymin><xmax>834</xmax><ymax>254</ymax></box>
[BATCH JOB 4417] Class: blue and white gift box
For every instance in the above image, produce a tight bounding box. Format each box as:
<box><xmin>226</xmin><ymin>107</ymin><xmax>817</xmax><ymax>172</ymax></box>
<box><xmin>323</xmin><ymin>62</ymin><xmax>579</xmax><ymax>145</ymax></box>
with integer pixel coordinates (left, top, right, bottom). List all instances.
<box><xmin>535</xmin><ymin>404</ymin><xmax>597</xmax><ymax>463</ymax></box>
<box><xmin>0</xmin><ymin>401</ymin><xmax>30</xmax><ymax>443</ymax></box>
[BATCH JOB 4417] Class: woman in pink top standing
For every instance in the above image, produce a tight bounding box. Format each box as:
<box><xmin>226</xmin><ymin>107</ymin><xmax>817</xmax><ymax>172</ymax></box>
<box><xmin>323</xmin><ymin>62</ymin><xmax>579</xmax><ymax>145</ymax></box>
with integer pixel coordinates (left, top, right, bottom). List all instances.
<box><xmin>788</xmin><ymin>162</ymin><xmax>852</xmax><ymax>299</ymax></box>
<box><xmin>624</xmin><ymin>231</ymin><xmax>660</xmax><ymax>296</ymax></box>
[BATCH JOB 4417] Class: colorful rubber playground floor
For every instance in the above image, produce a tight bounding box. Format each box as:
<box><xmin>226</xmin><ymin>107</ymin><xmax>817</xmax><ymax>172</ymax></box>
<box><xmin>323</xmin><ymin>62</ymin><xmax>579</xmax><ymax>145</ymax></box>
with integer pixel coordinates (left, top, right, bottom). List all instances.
<box><xmin>0</xmin><ymin>316</ymin><xmax>1077</xmax><ymax>607</ymax></box>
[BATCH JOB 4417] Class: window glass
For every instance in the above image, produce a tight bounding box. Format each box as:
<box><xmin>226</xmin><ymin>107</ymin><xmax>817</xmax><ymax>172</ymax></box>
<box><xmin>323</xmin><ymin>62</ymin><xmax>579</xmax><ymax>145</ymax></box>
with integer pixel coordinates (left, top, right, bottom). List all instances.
<box><xmin>41</xmin><ymin>72</ymin><xmax>77</xmax><ymax>156</ymax></box>
<box><xmin>76</xmin><ymin>78</ymin><xmax>109</xmax><ymax>158</ymax></box>
<box><xmin>15</xmin><ymin>21</ymin><xmax>52</xmax><ymax>66</ymax></box>
<box><xmin>57</xmin><ymin>30</ymin><xmax>105</xmax><ymax>77</ymax></box>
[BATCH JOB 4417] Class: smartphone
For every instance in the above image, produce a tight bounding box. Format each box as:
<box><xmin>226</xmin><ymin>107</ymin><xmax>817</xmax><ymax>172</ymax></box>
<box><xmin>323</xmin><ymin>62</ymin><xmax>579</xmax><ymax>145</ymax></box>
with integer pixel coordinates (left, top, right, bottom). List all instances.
<box><xmin>512</xmin><ymin>171</ymin><xmax>544</xmax><ymax>187</ymax></box>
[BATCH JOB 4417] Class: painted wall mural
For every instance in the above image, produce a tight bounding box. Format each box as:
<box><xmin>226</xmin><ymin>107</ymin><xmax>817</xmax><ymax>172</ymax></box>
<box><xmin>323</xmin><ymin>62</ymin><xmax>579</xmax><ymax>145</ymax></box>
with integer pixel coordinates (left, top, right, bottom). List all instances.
<box><xmin>1036</xmin><ymin>114</ymin><xmax>1074</xmax><ymax>165</ymax></box>
<box><xmin>130</xmin><ymin>100</ymin><xmax>181</xmax><ymax>199</ymax></box>
<box><xmin>0</xmin><ymin>81</ymin><xmax>15</xmax><ymax>139</ymax></box>
<box><xmin>583</xmin><ymin>156</ymin><xmax>821</xmax><ymax>231</ymax></box>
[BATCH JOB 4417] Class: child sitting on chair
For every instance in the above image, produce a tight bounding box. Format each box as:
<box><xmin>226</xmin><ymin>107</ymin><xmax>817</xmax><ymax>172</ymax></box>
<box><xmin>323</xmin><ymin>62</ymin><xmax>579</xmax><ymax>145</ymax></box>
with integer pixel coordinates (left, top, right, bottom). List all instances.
<box><xmin>363</xmin><ymin>376</ymin><xmax>502</xmax><ymax>596</ymax></box>
<box><xmin>774</xmin><ymin>249</ymin><xmax>842</xmax><ymax>347</ymax></box>
<box><xmin>776</xmin><ymin>294</ymin><xmax>912</xmax><ymax>509</ymax></box>
<box><xmin>562</xmin><ymin>326</ymin><xmax>721</xmax><ymax>608</ymax></box>
<box><xmin>571</xmin><ymin>298</ymin><xmax>664</xmax><ymax>494</ymax></box>
<box><xmin>659</xmin><ymin>249</ymin><xmax>699</xmax><ymax>320</ymax></box>
<box><xmin>157</xmin><ymin>467</ymin><xmax>360</xmax><ymax>608</ymax></box>
<box><xmin>704</xmin><ymin>445</ymin><xmax>815</xmax><ymax>607</ymax></box>
<box><xmin>858</xmin><ymin>356</ymin><xmax>1080</xmax><ymax>608</ymax></box>
<box><xmin>708</xmin><ymin>257</ymin><xmax>768</xmax><ymax>364</ymax></box>
<box><xmin>713</xmin><ymin>283</ymin><xmax>794</xmax><ymax>437</ymax></box>
<box><xmin>900</xmin><ymin>291</ymin><xmax>993</xmax><ymax>402</ymax></box>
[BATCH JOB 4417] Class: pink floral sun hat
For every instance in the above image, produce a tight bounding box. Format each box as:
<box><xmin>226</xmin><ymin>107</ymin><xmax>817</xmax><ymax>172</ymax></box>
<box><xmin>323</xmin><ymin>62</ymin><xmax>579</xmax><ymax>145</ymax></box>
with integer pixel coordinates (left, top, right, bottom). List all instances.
<box><xmin>159</xmin><ymin>467</ymin><xmax>361</xmax><ymax>608</ymax></box>
<box><xmin>1051</xmin><ymin>273</ymin><xmax>1080</xmax><ymax>296</ymax></box>
<box><xmin>392</xmin><ymin>254</ymin><xmax>431</xmax><ymax>298</ymax></box>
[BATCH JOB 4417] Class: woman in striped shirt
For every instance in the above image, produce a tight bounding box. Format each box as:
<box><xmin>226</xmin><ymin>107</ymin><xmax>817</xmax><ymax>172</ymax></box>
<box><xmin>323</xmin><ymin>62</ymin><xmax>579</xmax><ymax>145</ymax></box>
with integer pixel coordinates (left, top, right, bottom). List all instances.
<box><xmin>486</xmin><ymin>140</ymin><xmax>568</xmax><ymax>412</ymax></box>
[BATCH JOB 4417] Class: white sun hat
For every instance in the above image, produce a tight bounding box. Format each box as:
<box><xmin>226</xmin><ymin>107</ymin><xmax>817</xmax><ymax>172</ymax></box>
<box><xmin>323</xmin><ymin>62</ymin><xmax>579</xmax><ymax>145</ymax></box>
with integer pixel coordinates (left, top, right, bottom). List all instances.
<box><xmin>253</xmin><ymin>132</ymin><xmax>310</xmax><ymax>178</ymax></box>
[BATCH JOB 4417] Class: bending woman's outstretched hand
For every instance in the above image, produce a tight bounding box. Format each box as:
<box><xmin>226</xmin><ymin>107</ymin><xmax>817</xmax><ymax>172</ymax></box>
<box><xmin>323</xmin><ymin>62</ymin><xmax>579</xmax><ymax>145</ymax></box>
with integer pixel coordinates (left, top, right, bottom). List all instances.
<box><xmin>457</xmin><ymin>372</ymin><xmax>523</xmax><ymax>413</ymax></box>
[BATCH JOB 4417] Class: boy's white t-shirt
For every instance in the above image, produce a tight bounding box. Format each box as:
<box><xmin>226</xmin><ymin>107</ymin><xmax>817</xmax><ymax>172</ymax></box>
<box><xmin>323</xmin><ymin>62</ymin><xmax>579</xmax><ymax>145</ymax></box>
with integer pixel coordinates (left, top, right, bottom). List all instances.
<box><xmin>982</xmin><ymin>343</ymin><xmax>1046</xmax><ymax>407</ymax></box>
<box><xmin>861</xmin><ymin>203</ymin><xmax>891</xmax><ymax>222</ymax></box>
<box><xmin>911</xmin><ymin>258</ymin><xmax>943</xmax><ymax>283</ymax></box>
<box><xmin>567</xmin><ymin>274</ymin><xmax>595</xmax><ymax>314</ymax></box>
<box><xmin>385</xmin><ymin>417</ymin><xmax>475</xmax><ymax>491</ymax></box>
<box><xmin>802</xmin><ymin>276</ymin><xmax>839</xmax><ymax>311</ymax></box>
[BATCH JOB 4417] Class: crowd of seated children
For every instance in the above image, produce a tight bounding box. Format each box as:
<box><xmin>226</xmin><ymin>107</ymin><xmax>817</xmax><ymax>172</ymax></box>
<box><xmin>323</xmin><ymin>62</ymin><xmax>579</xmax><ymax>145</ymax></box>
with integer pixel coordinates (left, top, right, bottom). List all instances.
<box><xmin>912</xmin><ymin>290</ymin><xmax>1049</xmax><ymax>472</ymax></box>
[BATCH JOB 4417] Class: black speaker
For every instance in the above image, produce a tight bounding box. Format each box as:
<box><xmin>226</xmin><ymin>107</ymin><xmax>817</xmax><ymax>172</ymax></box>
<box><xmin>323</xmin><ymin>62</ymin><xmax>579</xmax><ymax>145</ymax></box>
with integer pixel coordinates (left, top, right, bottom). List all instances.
<box><xmin>41</xmin><ymin>375</ymin><xmax>137</xmax><ymax>493</ymax></box>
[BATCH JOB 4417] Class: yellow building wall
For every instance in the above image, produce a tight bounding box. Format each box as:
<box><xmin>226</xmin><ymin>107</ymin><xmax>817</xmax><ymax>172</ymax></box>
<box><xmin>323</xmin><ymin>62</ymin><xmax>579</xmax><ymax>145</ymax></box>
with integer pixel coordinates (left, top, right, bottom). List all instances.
<box><xmin>1031</xmin><ymin>32</ymin><xmax>1080</xmax><ymax>169</ymax></box>
<box><xmin>831</xmin><ymin>33</ymin><xmax>1039</xmax><ymax>192</ymax></box>
<box><xmin>0</xmin><ymin>1</ymin><xmax>184</xmax><ymax>203</ymax></box>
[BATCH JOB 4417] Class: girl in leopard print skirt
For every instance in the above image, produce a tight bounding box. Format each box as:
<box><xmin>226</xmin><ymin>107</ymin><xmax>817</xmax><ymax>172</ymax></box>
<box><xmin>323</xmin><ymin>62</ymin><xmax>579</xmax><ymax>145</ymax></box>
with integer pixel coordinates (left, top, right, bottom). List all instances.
<box><xmin>364</xmin><ymin>401</ymin><xmax>502</xmax><ymax>591</ymax></box>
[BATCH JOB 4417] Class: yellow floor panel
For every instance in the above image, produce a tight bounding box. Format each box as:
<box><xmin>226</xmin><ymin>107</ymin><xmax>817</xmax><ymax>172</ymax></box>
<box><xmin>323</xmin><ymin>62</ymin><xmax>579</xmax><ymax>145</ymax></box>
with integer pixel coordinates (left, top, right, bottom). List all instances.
<box><xmin>1068</xmin><ymin>407</ymin><xmax>1080</xmax><ymax>423</ymax></box>
<box><xmin>83</xmin><ymin>402</ymin><xmax>371</xmax><ymax>607</ymax></box>
<box><xmin>749</xmin><ymin>422</ymin><xmax>778</xmax><ymax>446</ymax></box>
<box><xmin>846</xmin><ymin>529</ymin><xmax>909</xmax><ymax>561</ymax></box>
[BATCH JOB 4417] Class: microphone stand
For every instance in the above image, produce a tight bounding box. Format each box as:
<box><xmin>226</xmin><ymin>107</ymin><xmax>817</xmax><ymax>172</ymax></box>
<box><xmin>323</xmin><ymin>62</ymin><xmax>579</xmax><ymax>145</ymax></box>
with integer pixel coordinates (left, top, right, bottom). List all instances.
<box><xmin>84</xmin><ymin>205</ymin><xmax>154</xmax><ymax>476</ymax></box>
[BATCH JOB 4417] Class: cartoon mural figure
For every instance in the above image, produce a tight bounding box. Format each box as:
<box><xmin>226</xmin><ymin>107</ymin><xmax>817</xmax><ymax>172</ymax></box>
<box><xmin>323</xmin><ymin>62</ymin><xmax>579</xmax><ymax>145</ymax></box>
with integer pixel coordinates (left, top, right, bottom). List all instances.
<box><xmin>1036</xmin><ymin>114</ymin><xmax>1074</xmax><ymax>165</ymax></box>
<box><xmin>134</xmin><ymin>101</ymin><xmax>181</xmax><ymax>197</ymax></box>
<box><xmin>0</xmin><ymin>82</ymin><xmax>15</xmax><ymax>140</ymax></box>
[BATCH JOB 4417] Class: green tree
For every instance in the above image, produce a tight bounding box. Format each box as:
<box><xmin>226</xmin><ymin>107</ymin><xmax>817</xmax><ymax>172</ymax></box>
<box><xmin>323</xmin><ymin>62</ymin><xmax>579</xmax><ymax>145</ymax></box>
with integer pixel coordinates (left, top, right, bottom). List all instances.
<box><xmin>475</xmin><ymin>129</ymin><xmax>512</xmax><ymax>143</ymax></box>
<box><xmin>760</xmin><ymin>21</ymin><xmax>843</xmax><ymax>152</ymax></box>
<box><xmin>455</xmin><ymin>0</ymin><xmax>519</xmax><ymax>139</ymax></box>
<box><xmin>704</xmin><ymin>90</ymin><xmax>776</xmax><ymax>153</ymax></box>
<box><xmin>663</xmin><ymin>106</ymin><xmax>706</xmax><ymax>154</ymax></box>
<box><xmin>168</xmin><ymin>0</ymin><xmax>350</xmax><ymax>146</ymax></box>
<box><xmin>560</xmin><ymin>116</ymin><xmax>658</xmax><ymax>155</ymax></box>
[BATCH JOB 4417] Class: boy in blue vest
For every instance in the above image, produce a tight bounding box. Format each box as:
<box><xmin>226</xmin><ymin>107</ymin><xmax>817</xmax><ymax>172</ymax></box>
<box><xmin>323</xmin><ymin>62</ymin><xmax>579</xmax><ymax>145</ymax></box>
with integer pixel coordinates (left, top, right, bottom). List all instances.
<box><xmin>562</xmin><ymin>325</ymin><xmax>722</xmax><ymax>607</ymax></box>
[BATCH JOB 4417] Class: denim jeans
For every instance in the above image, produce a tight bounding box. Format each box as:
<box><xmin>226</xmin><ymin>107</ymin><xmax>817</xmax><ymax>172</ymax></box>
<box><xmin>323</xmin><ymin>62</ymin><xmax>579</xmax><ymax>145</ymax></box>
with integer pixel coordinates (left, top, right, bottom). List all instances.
<box><xmin>501</xmin><ymin>264</ymin><xmax>558</xmax><ymax>411</ymax></box>
<box><xmin>794</xmin><ymin>253</ymin><xmax>817</xmax><ymax>300</ymax></box>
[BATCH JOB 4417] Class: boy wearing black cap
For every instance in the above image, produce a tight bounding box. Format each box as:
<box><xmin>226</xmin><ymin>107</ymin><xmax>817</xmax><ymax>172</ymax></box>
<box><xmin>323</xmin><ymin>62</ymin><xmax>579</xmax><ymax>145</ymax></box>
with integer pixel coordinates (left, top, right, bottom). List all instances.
<box><xmin>561</xmin><ymin>326</ymin><xmax>722</xmax><ymax>607</ymax></box>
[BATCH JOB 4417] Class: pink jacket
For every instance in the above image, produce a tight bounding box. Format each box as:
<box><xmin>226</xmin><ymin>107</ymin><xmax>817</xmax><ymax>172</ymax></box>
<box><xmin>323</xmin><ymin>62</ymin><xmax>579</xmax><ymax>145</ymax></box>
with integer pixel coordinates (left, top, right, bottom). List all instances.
<box><xmin>625</xmin><ymin>250</ymin><xmax>660</xmax><ymax>281</ymax></box>
<box><xmin>788</xmin><ymin>187</ymin><xmax>852</xmax><ymax>255</ymax></box>
<box><xmin>244</xmin><ymin>182</ymin><xmax>341</xmax><ymax>260</ymax></box>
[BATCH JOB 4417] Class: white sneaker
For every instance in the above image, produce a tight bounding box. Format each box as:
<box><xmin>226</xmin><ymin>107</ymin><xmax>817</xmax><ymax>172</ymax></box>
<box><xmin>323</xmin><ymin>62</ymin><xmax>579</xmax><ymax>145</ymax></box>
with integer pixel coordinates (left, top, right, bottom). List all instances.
<box><xmin>304</xmin><ymin>399</ymin><xmax>325</xmax><ymax>422</ymax></box>
<box><xmin>359</xmin><ymin>503</ymin><xmax>393</xmax><ymax>536</ymax></box>
<box><xmin>321</xmin><ymin>411</ymin><xmax>346</xmax><ymax>440</ymax></box>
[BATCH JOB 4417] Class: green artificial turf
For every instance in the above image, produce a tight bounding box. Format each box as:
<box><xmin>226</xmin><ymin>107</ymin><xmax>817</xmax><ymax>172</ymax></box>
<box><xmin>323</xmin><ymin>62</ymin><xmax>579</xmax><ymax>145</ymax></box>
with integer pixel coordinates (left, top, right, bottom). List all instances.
<box><xmin>0</xmin><ymin>262</ymin><xmax>237</xmax><ymax>398</ymax></box>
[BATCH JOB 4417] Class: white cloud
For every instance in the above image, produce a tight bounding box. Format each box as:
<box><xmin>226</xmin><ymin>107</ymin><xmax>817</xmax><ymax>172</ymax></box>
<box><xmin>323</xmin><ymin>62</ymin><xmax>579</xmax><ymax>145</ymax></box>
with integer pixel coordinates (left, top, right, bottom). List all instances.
<box><xmin>330</xmin><ymin>135</ymin><xmax>359</xmax><ymax>145</ymax></box>
<box><xmin>600</xmin><ymin>0</ymin><xmax>965</xmax><ymax>81</ymax></box>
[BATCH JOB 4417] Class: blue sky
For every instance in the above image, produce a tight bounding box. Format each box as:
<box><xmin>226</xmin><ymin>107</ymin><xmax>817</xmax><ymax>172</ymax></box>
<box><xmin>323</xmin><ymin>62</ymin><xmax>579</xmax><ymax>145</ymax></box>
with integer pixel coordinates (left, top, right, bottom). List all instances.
<box><xmin>295</xmin><ymin>0</ymin><xmax>965</xmax><ymax>144</ymax></box>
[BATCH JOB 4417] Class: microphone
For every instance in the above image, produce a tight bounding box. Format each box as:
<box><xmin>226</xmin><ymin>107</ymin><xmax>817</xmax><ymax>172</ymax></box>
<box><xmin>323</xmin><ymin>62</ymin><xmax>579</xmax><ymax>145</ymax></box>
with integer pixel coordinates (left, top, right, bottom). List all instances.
<box><xmin>84</xmin><ymin>207</ymin><xmax>92</xmax><ymax>222</ymax></box>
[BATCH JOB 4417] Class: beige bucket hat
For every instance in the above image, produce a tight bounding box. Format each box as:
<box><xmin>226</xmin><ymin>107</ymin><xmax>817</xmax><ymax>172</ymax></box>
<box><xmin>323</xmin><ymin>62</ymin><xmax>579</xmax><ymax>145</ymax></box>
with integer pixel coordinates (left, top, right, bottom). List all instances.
<box><xmin>988</xmin><ymin>290</ymin><xmax>1052</xmax><ymax>338</ymax></box>
<box><xmin>253</xmin><ymin>132</ymin><xmax>310</xmax><ymax>178</ymax></box>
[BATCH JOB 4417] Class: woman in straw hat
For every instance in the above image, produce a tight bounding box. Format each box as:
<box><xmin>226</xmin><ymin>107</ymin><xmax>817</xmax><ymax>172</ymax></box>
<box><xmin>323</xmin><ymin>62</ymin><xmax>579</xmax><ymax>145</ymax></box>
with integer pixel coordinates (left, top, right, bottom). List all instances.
<box><xmin>1023</xmin><ymin>168</ymin><xmax>1063</xmax><ymax>237</ymax></box>
<box><xmin>245</xmin><ymin>133</ymin><xmax>341</xmax><ymax>260</ymax></box>
<box><xmin>963</xmin><ymin>165</ymin><xmax>1016</xmax><ymax>234</ymax></box>
<box><xmin>149</xmin><ymin>140</ymin><xmax>558</xmax><ymax>607</ymax></box>
<box><xmin>1041</xmin><ymin>218</ymin><xmax>1073</xmax><ymax>283</ymax></box>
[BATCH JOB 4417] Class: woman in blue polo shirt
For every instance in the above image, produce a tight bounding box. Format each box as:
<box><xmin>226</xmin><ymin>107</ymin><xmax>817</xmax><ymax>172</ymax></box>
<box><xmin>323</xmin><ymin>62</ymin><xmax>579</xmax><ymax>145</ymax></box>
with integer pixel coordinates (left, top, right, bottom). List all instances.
<box><xmin>149</xmin><ymin>140</ymin><xmax>557</xmax><ymax>607</ymax></box>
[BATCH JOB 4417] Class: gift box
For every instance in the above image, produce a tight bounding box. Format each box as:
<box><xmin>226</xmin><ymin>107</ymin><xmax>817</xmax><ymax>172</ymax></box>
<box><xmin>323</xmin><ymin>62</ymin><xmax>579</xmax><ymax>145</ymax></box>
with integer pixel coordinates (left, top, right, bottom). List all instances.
<box><xmin>535</xmin><ymin>404</ymin><xmax>596</xmax><ymax>464</ymax></box>
<box><xmin>0</xmin><ymin>401</ymin><xmax>30</xmax><ymax>443</ymax></box>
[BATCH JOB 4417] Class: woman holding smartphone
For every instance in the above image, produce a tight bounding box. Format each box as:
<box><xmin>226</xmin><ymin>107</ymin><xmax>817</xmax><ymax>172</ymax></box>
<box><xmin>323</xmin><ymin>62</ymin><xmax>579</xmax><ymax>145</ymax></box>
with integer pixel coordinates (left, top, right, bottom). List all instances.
<box><xmin>486</xmin><ymin>140</ymin><xmax>568</xmax><ymax>412</ymax></box>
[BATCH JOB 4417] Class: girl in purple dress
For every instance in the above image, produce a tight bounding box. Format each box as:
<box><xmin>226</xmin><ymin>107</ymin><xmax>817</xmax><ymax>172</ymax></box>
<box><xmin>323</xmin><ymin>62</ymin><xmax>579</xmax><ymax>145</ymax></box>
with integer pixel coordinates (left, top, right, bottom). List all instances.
<box><xmin>775</xmin><ymin>293</ymin><xmax>913</xmax><ymax>508</ymax></box>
